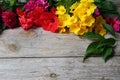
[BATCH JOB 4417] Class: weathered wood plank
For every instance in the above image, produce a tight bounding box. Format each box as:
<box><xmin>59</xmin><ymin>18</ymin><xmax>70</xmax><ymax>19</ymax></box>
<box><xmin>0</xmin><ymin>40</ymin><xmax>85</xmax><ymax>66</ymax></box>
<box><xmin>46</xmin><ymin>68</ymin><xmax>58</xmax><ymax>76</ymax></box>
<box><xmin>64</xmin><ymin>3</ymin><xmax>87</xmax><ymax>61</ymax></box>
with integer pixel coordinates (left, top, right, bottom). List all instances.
<box><xmin>0</xmin><ymin>28</ymin><xmax>90</xmax><ymax>57</ymax></box>
<box><xmin>0</xmin><ymin>57</ymin><xmax>119</xmax><ymax>80</ymax></box>
<box><xmin>0</xmin><ymin>28</ymin><xmax>119</xmax><ymax>57</ymax></box>
<box><xmin>0</xmin><ymin>0</ymin><xmax>120</xmax><ymax>58</ymax></box>
<box><xmin>0</xmin><ymin>1</ymin><xmax>119</xmax><ymax>80</ymax></box>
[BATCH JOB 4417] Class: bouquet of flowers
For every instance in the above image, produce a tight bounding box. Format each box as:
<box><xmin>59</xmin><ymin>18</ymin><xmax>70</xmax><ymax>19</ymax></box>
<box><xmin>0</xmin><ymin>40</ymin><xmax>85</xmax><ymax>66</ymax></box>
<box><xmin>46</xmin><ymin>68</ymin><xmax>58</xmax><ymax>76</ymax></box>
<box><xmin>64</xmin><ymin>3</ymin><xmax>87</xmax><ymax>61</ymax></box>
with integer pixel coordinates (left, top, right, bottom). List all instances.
<box><xmin>0</xmin><ymin>0</ymin><xmax>120</xmax><ymax>62</ymax></box>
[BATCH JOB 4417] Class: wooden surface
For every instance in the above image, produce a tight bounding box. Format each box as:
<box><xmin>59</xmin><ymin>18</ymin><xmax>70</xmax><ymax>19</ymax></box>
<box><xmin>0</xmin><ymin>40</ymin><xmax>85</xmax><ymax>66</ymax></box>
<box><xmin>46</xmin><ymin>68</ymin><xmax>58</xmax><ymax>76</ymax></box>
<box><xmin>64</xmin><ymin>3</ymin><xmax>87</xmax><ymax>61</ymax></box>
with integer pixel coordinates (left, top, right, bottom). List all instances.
<box><xmin>0</xmin><ymin>0</ymin><xmax>120</xmax><ymax>80</ymax></box>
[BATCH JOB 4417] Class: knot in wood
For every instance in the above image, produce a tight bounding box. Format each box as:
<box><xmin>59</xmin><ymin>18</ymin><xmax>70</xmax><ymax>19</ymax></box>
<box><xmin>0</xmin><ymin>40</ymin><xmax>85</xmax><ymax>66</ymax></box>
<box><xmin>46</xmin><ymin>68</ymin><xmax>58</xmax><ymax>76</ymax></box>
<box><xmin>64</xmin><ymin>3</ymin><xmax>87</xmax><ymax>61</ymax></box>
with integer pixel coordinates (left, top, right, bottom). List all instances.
<box><xmin>7</xmin><ymin>44</ymin><xmax>19</xmax><ymax>52</ymax></box>
<box><xmin>50</xmin><ymin>73</ymin><xmax>57</xmax><ymax>78</ymax></box>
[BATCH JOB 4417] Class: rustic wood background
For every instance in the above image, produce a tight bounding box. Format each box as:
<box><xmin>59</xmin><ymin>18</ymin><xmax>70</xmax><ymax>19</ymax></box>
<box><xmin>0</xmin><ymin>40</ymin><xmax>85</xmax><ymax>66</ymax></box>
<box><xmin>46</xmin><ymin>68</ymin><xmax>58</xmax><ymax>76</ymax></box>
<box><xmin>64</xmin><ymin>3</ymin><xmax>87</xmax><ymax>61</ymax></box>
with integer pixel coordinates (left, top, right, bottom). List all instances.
<box><xmin>0</xmin><ymin>0</ymin><xmax>120</xmax><ymax>80</ymax></box>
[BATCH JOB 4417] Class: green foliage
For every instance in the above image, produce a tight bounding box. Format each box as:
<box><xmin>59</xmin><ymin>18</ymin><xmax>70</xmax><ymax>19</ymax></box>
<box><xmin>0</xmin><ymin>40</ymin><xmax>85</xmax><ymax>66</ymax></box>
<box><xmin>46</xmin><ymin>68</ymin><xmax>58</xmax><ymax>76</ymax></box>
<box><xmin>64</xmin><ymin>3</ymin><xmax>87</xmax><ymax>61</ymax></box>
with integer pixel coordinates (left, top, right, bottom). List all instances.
<box><xmin>95</xmin><ymin>0</ymin><xmax>120</xmax><ymax>18</ymax></box>
<box><xmin>97</xmin><ymin>38</ymin><xmax>116</xmax><ymax>48</ymax></box>
<box><xmin>10</xmin><ymin>0</ymin><xmax>18</xmax><ymax>7</ymax></box>
<box><xmin>84</xmin><ymin>32</ymin><xmax>104</xmax><ymax>40</ymax></box>
<box><xmin>0</xmin><ymin>0</ymin><xmax>19</xmax><ymax>11</ymax></box>
<box><xmin>83</xmin><ymin>38</ymin><xmax>116</xmax><ymax>62</ymax></box>
<box><xmin>103</xmin><ymin>47</ymin><xmax>113</xmax><ymax>62</ymax></box>
<box><xmin>47</xmin><ymin>0</ymin><xmax>79</xmax><ymax>13</ymax></box>
<box><xmin>83</xmin><ymin>41</ymin><xmax>100</xmax><ymax>61</ymax></box>
<box><xmin>83</xmin><ymin>31</ymin><xmax>116</xmax><ymax>62</ymax></box>
<box><xmin>101</xmin><ymin>1</ymin><xmax>116</xmax><ymax>11</ymax></box>
<box><xmin>103</xmin><ymin>24</ymin><xmax>115</xmax><ymax>36</ymax></box>
<box><xmin>25</xmin><ymin>0</ymin><xmax>29</xmax><ymax>2</ymax></box>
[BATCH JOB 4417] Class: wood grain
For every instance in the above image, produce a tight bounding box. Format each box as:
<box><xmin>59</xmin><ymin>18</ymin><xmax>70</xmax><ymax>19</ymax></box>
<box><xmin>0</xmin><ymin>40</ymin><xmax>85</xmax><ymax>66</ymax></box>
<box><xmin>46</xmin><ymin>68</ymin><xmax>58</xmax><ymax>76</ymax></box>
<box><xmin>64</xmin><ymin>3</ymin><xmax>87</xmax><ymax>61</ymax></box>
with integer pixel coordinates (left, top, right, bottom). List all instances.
<box><xmin>0</xmin><ymin>57</ymin><xmax>120</xmax><ymax>80</ymax></box>
<box><xmin>0</xmin><ymin>0</ymin><xmax>119</xmax><ymax>57</ymax></box>
<box><xmin>0</xmin><ymin>28</ymin><xmax>119</xmax><ymax>57</ymax></box>
<box><xmin>0</xmin><ymin>1</ymin><xmax>120</xmax><ymax>80</ymax></box>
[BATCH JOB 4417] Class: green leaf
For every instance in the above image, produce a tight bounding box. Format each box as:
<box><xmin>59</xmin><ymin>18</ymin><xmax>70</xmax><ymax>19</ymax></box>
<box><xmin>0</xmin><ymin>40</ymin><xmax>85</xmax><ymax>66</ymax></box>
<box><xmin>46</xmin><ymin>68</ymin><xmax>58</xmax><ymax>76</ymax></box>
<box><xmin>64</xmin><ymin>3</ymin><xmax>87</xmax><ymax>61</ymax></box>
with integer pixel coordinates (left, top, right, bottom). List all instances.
<box><xmin>84</xmin><ymin>32</ymin><xmax>104</xmax><ymax>40</ymax></box>
<box><xmin>101</xmin><ymin>1</ymin><xmax>116</xmax><ymax>11</ymax></box>
<box><xmin>1</xmin><ymin>1</ymin><xmax>10</xmax><ymax>10</ymax></box>
<box><xmin>10</xmin><ymin>0</ymin><xmax>18</xmax><ymax>7</ymax></box>
<box><xmin>103</xmin><ymin>47</ymin><xmax>113</xmax><ymax>62</ymax></box>
<box><xmin>26</xmin><ymin>0</ymin><xmax>29</xmax><ymax>2</ymax></box>
<box><xmin>101</xmin><ymin>11</ymin><xmax>120</xmax><ymax>18</ymax></box>
<box><xmin>97</xmin><ymin>38</ymin><xmax>116</xmax><ymax>48</ymax></box>
<box><xmin>52</xmin><ymin>0</ymin><xmax>79</xmax><ymax>13</ymax></box>
<box><xmin>83</xmin><ymin>42</ymin><xmax>99</xmax><ymax>61</ymax></box>
<box><xmin>94</xmin><ymin>0</ymin><xmax>105</xmax><ymax>3</ymax></box>
<box><xmin>103</xmin><ymin>24</ymin><xmax>115</xmax><ymax>36</ymax></box>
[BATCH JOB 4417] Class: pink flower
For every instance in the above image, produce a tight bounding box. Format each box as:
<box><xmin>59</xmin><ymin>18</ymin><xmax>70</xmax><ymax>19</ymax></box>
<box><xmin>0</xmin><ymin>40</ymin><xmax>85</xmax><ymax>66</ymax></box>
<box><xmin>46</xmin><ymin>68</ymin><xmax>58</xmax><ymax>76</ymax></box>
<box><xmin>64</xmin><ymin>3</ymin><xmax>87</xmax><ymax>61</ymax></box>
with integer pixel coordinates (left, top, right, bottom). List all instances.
<box><xmin>94</xmin><ymin>8</ymin><xmax>101</xmax><ymax>18</ymax></box>
<box><xmin>24</xmin><ymin>0</ymin><xmax>49</xmax><ymax>12</ymax></box>
<box><xmin>2</xmin><ymin>11</ymin><xmax>19</xmax><ymax>28</ymax></box>
<box><xmin>106</xmin><ymin>16</ymin><xmax>120</xmax><ymax>32</ymax></box>
<box><xmin>95</xmin><ymin>8</ymin><xmax>100</xmax><ymax>16</ymax></box>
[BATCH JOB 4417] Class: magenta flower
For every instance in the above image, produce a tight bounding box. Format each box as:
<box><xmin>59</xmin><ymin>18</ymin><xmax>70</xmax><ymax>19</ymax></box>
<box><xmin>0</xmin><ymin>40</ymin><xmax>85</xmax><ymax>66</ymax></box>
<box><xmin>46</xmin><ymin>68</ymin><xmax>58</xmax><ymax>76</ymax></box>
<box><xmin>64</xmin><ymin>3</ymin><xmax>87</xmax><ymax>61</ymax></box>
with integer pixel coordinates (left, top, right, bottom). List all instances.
<box><xmin>24</xmin><ymin>0</ymin><xmax>49</xmax><ymax>12</ymax></box>
<box><xmin>106</xmin><ymin>16</ymin><xmax>120</xmax><ymax>32</ymax></box>
<box><xmin>2</xmin><ymin>11</ymin><xmax>19</xmax><ymax>28</ymax></box>
<box><xmin>94</xmin><ymin>8</ymin><xmax>101</xmax><ymax>18</ymax></box>
<box><xmin>95</xmin><ymin>8</ymin><xmax>100</xmax><ymax>16</ymax></box>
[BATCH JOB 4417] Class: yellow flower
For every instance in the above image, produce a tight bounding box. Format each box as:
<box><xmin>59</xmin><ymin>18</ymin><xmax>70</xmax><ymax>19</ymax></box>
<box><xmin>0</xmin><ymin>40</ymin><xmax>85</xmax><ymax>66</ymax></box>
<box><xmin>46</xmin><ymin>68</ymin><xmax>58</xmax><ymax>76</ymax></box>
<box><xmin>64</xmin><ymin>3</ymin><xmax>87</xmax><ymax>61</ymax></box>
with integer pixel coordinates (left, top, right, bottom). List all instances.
<box><xmin>78</xmin><ymin>26</ymin><xmax>88</xmax><ymax>35</ymax></box>
<box><xmin>87</xmin><ymin>23</ymin><xmax>95</xmax><ymax>32</ymax></box>
<box><xmin>95</xmin><ymin>25</ymin><xmax>106</xmax><ymax>36</ymax></box>
<box><xmin>69</xmin><ymin>21</ymin><xmax>88</xmax><ymax>35</ymax></box>
<box><xmin>80</xmin><ymin>0</ymin><xmax>94</xmax><ymax>2</ymax></box>
<box><xmin>95</xmin><ymin>16</ymin><xmax>106</xmax><ymax>25</ymax></box>
<box><xmin>56</xmin><ymin>6</ymin><xmax>66</xmax><ymax>15</ymax></box>
<box><xmin>74</xmin><ymin>5</ymin><xmax>88</xmax><ymax>19</ymax></box>
<box><xmin>69</xmin><ymin>16</ymin><xmax>78</xmax><ymax>26</ymax></box>
<box><xmin>57</xmin><ymin>14</ymin><xmax>71</xmax><ymax>33</ymax></box>
<box><xmin>69</xmin><ymin>21</ymin><xmax>81</xmax><ymax>35</ymax></box>
<box><xmin>83</xmin><ymin>2</ymin><xmax>97</xmax><ymax>15</ymax></box>
<box><xmin>70</xmin><ymin>2</ymin><xmax>80</xmax><ymax>13</ymax></box>
<box><xmin>73</xmin><ymin>2</ymin><xmax>96</xmax><ymax>19</ymax></box>
<box><xmin>81</xmin><ymin>16</ymin><xmax>95</xmax><ymax>27</ymax></box>
<box><xmin>58</xmin><ymin>14</ymin><xmax>71</xmax><ymax>27</ymax></box>
<box><xmin>95</xmin><ymin>16</ymin><xmax>106</xmax><ymax>36</ymax></box>
<box><xmin>58</xmin><ymin>27</ymin><xmax>66</xmax><ymax>33</ymax></box>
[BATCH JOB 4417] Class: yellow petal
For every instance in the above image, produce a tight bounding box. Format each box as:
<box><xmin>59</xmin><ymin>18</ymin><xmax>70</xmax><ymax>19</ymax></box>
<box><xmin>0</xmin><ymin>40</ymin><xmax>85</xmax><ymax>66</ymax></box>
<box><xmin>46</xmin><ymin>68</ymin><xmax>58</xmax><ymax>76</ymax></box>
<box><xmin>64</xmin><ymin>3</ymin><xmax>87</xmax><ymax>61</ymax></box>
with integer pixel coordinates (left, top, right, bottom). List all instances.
<box><xmin>56</xmin><ymin>6</ymin><xmax>66</xmax><ymax>15</ymax></box>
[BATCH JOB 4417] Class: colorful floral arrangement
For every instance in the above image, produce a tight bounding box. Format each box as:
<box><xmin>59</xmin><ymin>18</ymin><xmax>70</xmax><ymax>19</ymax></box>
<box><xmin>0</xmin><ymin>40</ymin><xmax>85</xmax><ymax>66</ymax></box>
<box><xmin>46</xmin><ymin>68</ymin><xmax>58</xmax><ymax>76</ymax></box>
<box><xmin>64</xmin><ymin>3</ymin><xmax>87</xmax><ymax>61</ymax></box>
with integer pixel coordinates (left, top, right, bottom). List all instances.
<box><xmin>0</xmin><ymin>0</ymin><xmax>120</xmax><ymax>62</ymax></box>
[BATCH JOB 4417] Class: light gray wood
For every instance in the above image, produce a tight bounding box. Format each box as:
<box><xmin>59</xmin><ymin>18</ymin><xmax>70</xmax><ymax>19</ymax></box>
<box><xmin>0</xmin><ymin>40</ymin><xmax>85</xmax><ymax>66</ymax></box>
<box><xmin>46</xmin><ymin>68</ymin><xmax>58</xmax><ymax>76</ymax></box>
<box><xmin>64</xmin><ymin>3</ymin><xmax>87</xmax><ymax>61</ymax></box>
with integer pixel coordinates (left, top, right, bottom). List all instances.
<box><xmin>0</xmin><ymin>28</ymin><xmax>119</xmax><ymax>57</ymax></box>
<box><xmin>0</xmin><ymin>1</ymin><xmax>120</xmax><ymax>80</ymax></box>
<box><xmin>0</xmin><ymin>57</ymin><xmax>120</xmax><ymax>80</ymax></box>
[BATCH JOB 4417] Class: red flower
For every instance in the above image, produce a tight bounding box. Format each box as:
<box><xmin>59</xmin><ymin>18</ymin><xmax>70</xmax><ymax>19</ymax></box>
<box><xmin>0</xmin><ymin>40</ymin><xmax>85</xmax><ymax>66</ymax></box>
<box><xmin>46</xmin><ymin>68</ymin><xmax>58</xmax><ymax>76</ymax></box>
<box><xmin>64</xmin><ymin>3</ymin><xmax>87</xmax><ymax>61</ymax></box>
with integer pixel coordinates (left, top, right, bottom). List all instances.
<box><xmin>19</xmin><ymin>16</ymin><xmax>33</xmax><ymax>30</ymax></box>
<box><xmin>39</xmin><ymin>12</ymin><xmax>59</xmax><ymax>32</ymax></box>
<box><xmin>17</xmin><ymin>8</ymin><xmax>33</xmax><ymax>30</ymax></box>
<box><xmin>16</xmin><ymin>8</ymin><xmax>26</xmax><ymax>17</ymax></box>
<box><xmin>27</xmin><ymin>7</ymin><xmax>44</xmax><ymax>27</ymax></box>
<box><xmin>17</xmin><ymin>6</ymin><xmax>58</xmax><ymax>32</ymax></box>
<box><xmin>2</xmin><ymin>11</ymin><xmax>19</xmax><ymax>28</ymax></box>
<box><xmin>50</xmin><ymin>7</ymin><xmax>56</xmax><ymax>14</ymax></box>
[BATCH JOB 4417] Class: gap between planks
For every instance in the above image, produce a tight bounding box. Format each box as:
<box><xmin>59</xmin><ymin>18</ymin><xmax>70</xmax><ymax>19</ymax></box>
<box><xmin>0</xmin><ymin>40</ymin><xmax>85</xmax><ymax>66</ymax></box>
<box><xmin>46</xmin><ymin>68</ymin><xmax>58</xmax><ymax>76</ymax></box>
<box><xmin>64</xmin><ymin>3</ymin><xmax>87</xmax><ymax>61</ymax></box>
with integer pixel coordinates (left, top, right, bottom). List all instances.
<box><xmin>0</xmin><ymin>56</ymin><xmax>119</xmax><ymax>59</ymax></box>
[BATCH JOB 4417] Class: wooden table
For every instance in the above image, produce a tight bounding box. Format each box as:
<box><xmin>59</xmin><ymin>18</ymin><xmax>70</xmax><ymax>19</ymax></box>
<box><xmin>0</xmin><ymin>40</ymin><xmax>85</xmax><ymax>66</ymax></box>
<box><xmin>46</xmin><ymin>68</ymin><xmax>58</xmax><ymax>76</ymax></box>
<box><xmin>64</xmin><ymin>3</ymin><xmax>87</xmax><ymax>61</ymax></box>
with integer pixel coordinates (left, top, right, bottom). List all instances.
<box><xmin>0</xmin><ymin>0</ymin><xmax>120</xmax><ymax>80</ymax></box>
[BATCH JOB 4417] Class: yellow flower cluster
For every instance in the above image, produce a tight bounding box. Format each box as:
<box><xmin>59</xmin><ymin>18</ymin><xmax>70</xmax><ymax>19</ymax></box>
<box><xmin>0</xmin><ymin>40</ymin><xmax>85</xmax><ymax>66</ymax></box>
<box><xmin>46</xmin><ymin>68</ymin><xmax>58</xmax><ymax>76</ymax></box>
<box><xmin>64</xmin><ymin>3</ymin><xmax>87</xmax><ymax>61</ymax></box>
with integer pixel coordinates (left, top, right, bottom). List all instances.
<box><xmin>56</xmin><ymin>0</ymin><xmax>106</xmax><ymax>36</ymax></box>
